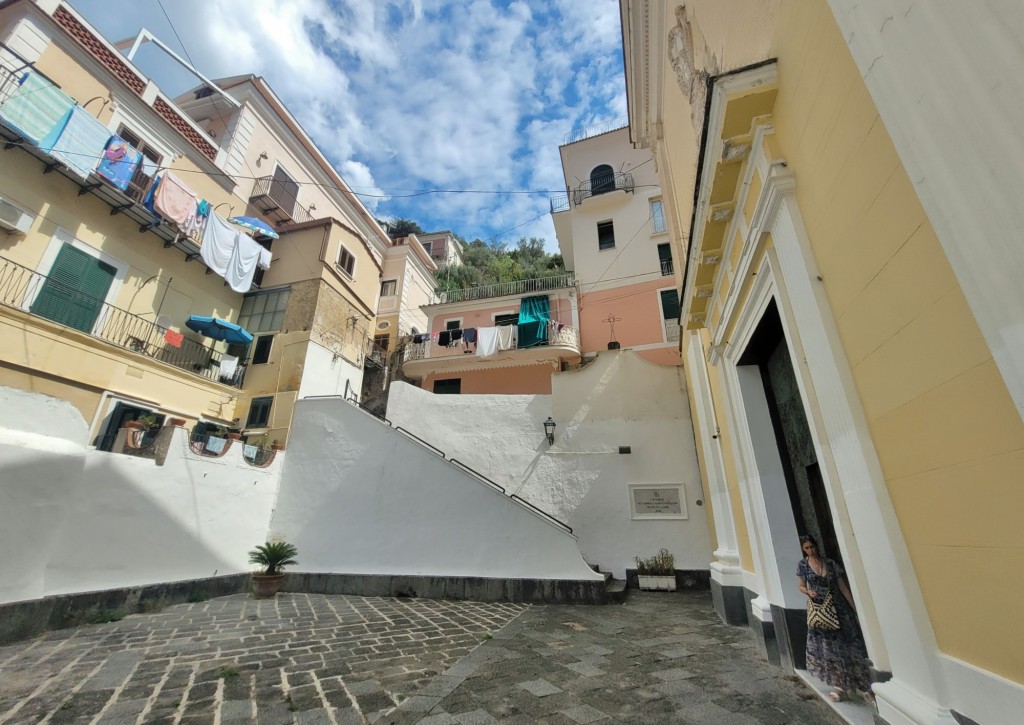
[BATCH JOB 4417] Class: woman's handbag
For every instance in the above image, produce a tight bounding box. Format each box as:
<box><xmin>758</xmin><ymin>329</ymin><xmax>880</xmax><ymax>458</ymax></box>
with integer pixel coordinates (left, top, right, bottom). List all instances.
<box><xmin>807</xmin><ymin>589</ymin><xmax>841</xmax><ymax>630</ymax></box>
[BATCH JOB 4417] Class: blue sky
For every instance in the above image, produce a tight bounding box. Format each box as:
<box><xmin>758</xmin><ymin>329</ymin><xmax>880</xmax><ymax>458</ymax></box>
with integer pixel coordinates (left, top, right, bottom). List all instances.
<box><xmin>68</xmin><ymin>0</ymin><xmax>627</xmax><ymax>251</ymax></box>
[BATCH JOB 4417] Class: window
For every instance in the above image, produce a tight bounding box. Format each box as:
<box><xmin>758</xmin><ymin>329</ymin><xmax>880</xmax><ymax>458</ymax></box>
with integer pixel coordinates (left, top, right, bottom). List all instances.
<box><xmin>420</xmin><ymin>241</ymin><xmax>432</xmax><ymax>254</ymax></box>
<box><xmin>433</xmin><ymin>378</ymin><xmax>461</xmax><ymax>395</ymax></box>
<box><xmin>445</xmin><ymin>319</ymin><xmax>462</xmax><ymax>331</ymax></box>
<box><xmin>251</xmin><ymin>240</ymin><xmax>272</xmax><ymax>289</ymax></box>
<box><xmin>117</xmin><ymin>125</ymin><xmax>162</xmax><ymax>203</ymax></box>
<box><xmin>590</xmin><ymin>164</ymin><xmax>615</xmax><ymax>195</ymax></box>
<box><xmin>380</xmin><ymin>279</ymin><xmax>397</xmax><ymax>296</ymax></box>
<box><xmin>246</xmin><ymin>396</ymin><xmax>273</xmax><ymax>428</ymax></box>
<box><xmin>494</xmin><ymin>313</ymin><xmax>518</xmax><ymax>326</ymax></box>
<box><xmin>31</xmin><ymin>244</ymin><xmax>116</xmax><ymax>333</ymax></box>
<box><xmin>338</xmin><ymin>246</ymin><xmax>356</xmax><ymax>278</ymax></box>
<box><xmin>252</xmin><ymin>335</ymin><xmax>273</xmax><ymax>365</ymax></box>
<box><xmin>658</xmin><ymin>243</ymin><xmax>674</xmax><ymax>276</ymax></box>
<box><xmin>660</xmin><ymin>289</ymin><xmax>680</xmax><ymax>321</ymax></box>
<box><xmin>239</xmin><ymin>288</ymin><xmax>289</xmax><ymax>333</ymax></box>
<box><xmin>597</xmin><ymin>221</ymin><xmax>615</xmax><ymax>250</ymax></box>
<box><xmin>373</xmin><ymin>334</ymin><xmax>390</xmax><ymax>352</ymax></box>
<box><xmin>650</xmin><ymin>198</ymin><xmax>666</xmax><ymax>234</ymax></box>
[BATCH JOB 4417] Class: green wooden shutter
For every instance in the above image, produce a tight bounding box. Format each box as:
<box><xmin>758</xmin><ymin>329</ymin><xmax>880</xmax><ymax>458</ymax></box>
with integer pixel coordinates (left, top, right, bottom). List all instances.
<box><xmin>31</xmin><ymin>244</ymin><xmax>116</xmax><ymax>333</ymax></box>
<box><xmin>660</xmin><ymin>289</ymin><xmax>680</xmax><ymax>320</ymax></box>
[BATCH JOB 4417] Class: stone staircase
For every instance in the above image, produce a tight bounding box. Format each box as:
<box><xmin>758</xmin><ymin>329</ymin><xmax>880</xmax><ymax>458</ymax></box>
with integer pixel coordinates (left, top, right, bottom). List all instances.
<box><xmin>590</xmin><ymin>564</ymin><xmax>628</xmax><ymax>603</ymax></box>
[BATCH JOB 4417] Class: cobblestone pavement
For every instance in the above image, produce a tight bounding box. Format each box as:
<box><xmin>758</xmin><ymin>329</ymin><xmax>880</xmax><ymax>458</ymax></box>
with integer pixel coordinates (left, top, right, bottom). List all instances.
<box><xmin>0</xmin><ymin>594</ymin><xmax>524</xmax><ymax>724</ymax></box>
<box><xmin>0</xmin><ymin>591</ymin><xmax>842</xmax><ymax>724</ymax></box>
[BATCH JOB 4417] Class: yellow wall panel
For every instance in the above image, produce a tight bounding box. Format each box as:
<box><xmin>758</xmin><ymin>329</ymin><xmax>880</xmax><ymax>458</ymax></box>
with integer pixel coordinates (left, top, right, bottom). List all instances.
<box><xmin>888</xmin><ymin>448</ymin><xmax>1024</xmax><ymax>550</ymax></box>
<box><xmin>854</xmin><ymin>287</ymin><xmax>991</xmax><ymax>421</ymax></box>
<box><xmin>836</xmin><ymin>224</ymin><xmax>957</xmax><ymax>367</ymax></box>
<box><xmin>869</xmin><ymin>360</ymin><xmax>1024</xmax><ymax>480</ymax></box>
<box><xmin>818</xmin><ymin>169</ymin><xmax>929</xmax><ymax>317</ymax></box>
<box><xmin>908</xmin><ymin>543</ymin><xmax>1024</xmax><ymax>681</ymax></box>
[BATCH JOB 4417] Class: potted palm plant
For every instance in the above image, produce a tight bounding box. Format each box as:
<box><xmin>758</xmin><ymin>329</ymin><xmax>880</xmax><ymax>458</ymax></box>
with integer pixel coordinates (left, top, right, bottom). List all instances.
<box><xmin>635</xmin><ymin>548</ymin><xmax>676</xmax><ymax>591</ymax></box>
<box><xmin>248</xmin><ymin>540</ymin><xmax>298</xmax><ymax>598</ymax></box>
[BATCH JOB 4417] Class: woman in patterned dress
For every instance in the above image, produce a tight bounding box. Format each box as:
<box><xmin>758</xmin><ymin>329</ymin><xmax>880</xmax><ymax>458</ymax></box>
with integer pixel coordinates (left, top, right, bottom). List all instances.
<box><xmin>797</xmin><ymin>535</ymin><xmax>872</xmax><ymax>702</ymax></box>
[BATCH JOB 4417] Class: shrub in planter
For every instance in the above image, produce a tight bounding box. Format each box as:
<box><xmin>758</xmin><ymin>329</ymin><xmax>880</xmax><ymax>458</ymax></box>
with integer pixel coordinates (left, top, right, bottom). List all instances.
<box><xmin>635</xmin><ymin>548</ymin><xmax>676</xmax><ymax>591</ymax></box>
<box><xmin>248</xmin><ymin>541</ymin><xmax>298</xmax><ymax>598</ymax></box>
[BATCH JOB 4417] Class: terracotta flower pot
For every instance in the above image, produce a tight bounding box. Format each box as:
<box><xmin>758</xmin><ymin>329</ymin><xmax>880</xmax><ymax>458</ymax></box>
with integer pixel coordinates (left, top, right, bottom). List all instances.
<box><xmin>271</xmin><ymin>443</ymin><xmax>284</xmax><ymax>451</ymax></box>
<box><xmin>167</xmin><ymin>417</ymin><xmax>186</xmax><ymax>427</ymax></box>
<box><xmin>252</xmin><ymin>573</ymin><xmax>285</xmax><ymax>598</ymax></box>
<box><xmin>227</xmin><ymin>432</ymin><xmax>241</xmax><ymax>440</ymax></box>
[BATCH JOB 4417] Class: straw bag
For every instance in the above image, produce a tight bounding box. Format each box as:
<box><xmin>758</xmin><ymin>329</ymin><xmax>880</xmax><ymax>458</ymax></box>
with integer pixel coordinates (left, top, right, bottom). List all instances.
<box><xmin>807</xmin><ymin>589</ymin><xmax>840</xmax><ymax>630</ymax></box>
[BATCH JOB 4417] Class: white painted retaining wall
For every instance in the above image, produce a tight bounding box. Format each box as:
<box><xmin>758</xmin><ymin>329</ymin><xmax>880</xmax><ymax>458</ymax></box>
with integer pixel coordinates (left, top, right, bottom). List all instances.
<box><xmin>0</xmin><ymin>388</ymin><xmax>280</xmax><ymax>605</ymax></box>
<box><xmin>270</xmin><ymin>397</ymin><xmax>601</xmax><ymax>582</ymax></box>
<box><xmin>386</xmin><ymin>351</ymin><xmax>712</xmax><ymax>578</ymax></box>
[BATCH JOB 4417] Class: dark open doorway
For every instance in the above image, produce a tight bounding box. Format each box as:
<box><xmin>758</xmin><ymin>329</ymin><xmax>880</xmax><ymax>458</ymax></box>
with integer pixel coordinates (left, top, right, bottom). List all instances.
<box><xmin>738</xmin><ymin>300</ymin><xmax>842</xmax><ymax>567</ymax></box>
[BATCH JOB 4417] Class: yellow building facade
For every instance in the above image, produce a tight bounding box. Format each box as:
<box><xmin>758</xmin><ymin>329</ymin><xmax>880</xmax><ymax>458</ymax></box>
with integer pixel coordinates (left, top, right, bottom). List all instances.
<box><xmin>0</xmin><ymin>0</ymin><xmax>388</xmax><ymax>448</ymax></box>
<box><xmin>622</xmin><ymin>1</ymin><xmax>1024</xmax><ymax>723</ymax></box>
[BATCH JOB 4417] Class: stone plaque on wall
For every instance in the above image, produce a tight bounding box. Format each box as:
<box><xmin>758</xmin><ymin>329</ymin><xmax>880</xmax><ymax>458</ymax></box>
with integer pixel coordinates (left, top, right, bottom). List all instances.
<box><xmin>629</xmin><ymin>484</ymin><xmax>687</xmax><ymax>519</ymax></box>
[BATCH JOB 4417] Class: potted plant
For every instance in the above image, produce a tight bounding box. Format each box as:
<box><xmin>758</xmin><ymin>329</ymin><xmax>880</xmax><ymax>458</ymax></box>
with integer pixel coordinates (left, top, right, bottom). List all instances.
<box><xmin>126</xmin><ymin>413</ymin><xmax>160</xmax><ymax>448</ymax></box>
<box><xmin>248</xmin><ymin>540</ymin><xmax>298</xmax><ymax>598</ymax></box>
<box><xmin>635</xmin><ymin>548</ymin><xmax>676</xmax><ymax>591</ymax></box>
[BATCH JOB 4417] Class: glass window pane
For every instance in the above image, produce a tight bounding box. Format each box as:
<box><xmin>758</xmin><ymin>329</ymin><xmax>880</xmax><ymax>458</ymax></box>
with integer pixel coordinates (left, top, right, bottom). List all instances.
<box><xmin>251</xmin><ymin>295</ymin><xmax>268</xmax><ymax>315</ymax></box>
<box><xmin>270</xmin><ymin>310</ymin><xmax>285</xmax><ymax>330</ymax></box>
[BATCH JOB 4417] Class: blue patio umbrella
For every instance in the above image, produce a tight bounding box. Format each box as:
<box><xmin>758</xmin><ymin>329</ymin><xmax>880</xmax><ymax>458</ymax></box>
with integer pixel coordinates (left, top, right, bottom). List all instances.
<box><xmin>228</xmin><ymin>215</ymin><xmax>279</xmax><ymax>239</ymax></box>
<box><xmin>185</xmin><ymin>315</ymin><xmax>254</xmax><ymax>345</ymax></box>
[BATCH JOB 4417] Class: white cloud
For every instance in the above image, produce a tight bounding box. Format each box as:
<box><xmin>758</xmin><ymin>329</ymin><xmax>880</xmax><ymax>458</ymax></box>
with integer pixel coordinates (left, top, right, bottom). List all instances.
<box><xmin>70</xmin><ymin>0</ymin><xmax>626</xmax><ymax>251</ymax></box>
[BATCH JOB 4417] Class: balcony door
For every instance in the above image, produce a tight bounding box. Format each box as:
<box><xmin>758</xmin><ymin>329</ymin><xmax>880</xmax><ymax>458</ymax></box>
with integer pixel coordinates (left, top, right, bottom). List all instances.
<box><xmin>31</xmin><ymin>244</ymin><xmax>115</xmax><ymax>333</ymax></box>
<box><xmin>269</xmin><ymin>165</ymin><xmax>298</xmax><ymax>218</ymax></box>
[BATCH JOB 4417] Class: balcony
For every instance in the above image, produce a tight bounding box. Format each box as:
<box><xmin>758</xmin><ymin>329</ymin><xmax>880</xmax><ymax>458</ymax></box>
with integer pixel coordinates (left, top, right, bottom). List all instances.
<box><xmin>249</xmin><ymin>176</ymin><xmax>314</xmax><ymax>226</ymax></box>
<box><xmin>430</xmin><ymin>273</ymin><xmax>575</xmax><ymax>305</ymax></box>
<box><xmin>563</xmin><ymin>116</ymin><xmax>628</xmax><ymax>145</ymax></box>
<box><xmin>0</xmin><ymin>256</ymin><xmax>245</xmax><ymax>387</ymax></box>
<box><xmin>661</xmin><ymin>258</ymin><xmax>674</xmax><ymax>276</ymax></box>
<box><xmin>573</xmin><ymin>172</ymin><xmax>634</xmax><ymax>207</ymax></box>
<box><xmin>549</xmin><ymin>195</ymin><xmax>570</xmax><ymax>214</ymax></box>
<box><xmin>402</xmin><ymin>322</ymin><xmax>581</xmax><ymax>380</ymax></box>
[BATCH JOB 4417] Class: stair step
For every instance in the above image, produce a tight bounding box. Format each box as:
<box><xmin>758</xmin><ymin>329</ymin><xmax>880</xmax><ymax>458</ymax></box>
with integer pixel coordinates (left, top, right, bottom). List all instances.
<box><xmin>605</xmin><ymin>578</ymin><xmax>627</xmax><ymax>604</ymax></box>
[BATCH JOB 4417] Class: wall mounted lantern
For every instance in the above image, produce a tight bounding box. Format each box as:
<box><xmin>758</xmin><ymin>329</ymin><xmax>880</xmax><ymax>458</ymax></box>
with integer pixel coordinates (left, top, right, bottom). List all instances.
<box><xmin>543</xmin><ymin>417</ymin><xmax>556</xmax><ymax>445</ymax></box>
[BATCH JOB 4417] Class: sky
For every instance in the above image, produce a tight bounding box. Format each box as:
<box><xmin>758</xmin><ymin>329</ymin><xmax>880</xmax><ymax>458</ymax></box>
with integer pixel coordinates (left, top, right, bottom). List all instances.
<box><xmin>67</xmin><ymin>0</ymin><xmax>627</xmax><ymax>251</ymax></box>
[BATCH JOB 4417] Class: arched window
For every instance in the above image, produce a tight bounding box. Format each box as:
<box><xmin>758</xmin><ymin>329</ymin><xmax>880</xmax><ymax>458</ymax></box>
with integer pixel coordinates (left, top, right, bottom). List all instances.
<box><xmin>590</xmin><ymin>164</ymin><xmax>615</xmax><ymax>195</ymax></box>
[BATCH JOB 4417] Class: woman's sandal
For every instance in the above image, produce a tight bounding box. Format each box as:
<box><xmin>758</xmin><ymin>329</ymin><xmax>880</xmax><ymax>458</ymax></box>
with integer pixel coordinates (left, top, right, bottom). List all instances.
<box><xmin>827</xmin><ymin>688</ymin><xmax>845</xmax><ymax>702</ymax></box>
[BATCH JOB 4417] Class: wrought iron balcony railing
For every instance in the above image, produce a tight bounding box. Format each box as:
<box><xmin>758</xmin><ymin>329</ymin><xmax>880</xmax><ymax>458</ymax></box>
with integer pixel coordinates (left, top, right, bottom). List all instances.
<box><xmin>573</xmin><ymin>172</ymin><xmax>634</xmax><ymax>206</ymax></box>
<box><xmin>660</xmin><ymin>258</ymin><xmax>674</xmax><ymax>276</ymax></box>
<box><xmin>249</xmin><ymin>176</ymin><xmax>314</xmax><ymax>226</ymax></box>
<box><xmin>563</xmin><ymin>116</ymin><xmax>629</xmax><ymax>145</ymax></box>
<box><xmin>0</xmin><ymin>256</ymin><xmax>245</xmax><ymax>387</ymax></box>
<box><xmin>431</xmin><ymin>272</ymin><xmax>575</xmax><ymax>305</ymax></box>
<box><xmin>404</xmin><ymin>321</ymin><xmax>580</xmax><ymax>362</ymax></box>
<box><xmin>549</xmin><ymin>194</ymin><xmax>570</xmax><ymax>213</ymax></box>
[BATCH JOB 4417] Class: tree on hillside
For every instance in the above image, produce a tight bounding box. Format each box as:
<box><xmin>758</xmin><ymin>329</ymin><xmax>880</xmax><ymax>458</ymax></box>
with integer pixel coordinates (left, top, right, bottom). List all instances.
<box><xmin>381</xmin><ymin>217</ymin><xmax>424</xmax><ymax>236</ymax></box>
<box><xmin>434</xmin><ymin>236</ymin><xmax>565</xmax><ymax>293</ymax></box>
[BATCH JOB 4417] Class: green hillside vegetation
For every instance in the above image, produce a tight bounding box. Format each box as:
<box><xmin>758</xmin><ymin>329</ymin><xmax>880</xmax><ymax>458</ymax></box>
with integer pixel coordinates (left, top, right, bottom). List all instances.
<box><xmin>379</xmin><ymin>217</ymin><xmax>565</xmax><ymax>293</ymax></box>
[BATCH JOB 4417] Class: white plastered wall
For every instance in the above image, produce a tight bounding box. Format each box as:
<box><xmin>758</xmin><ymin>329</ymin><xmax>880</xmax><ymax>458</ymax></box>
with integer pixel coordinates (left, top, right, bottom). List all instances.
<box><xmin>386</xmin><ymin>351</ymin><xmax>712</xmax><ymax>578</ymax></box>
<box><xmin>270</xmin><ymin>397</ymin><xmax>601</xmax><ymax>581</ymax></box>
<box><xmin>296</xmin><ymin>339</ymin><xmax>364</xmax><ymax>401</ymax></box>
<box><xmin>0</xmin><ymin>388</ymin><xmax>280</xmax><ymax>605</ymax></box>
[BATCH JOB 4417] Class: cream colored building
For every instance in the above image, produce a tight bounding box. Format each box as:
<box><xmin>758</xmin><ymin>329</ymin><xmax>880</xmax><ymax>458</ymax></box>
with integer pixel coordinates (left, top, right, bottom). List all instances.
<box><xmin>0</xmin><ymin>0</ymin><xmax>387</xmax><ymax>448</ymax></box>
<box><xmin>622</xmin><ymin>2</ymin><xmax>1024</xmax><ymax>724</ymax></box>
<box><xmin>417</xmin><ymin>230</ymin><xmax>464</xmax><ymax>270</ymax></box>
<box><xmin>550</xmin><ymin>124</ymin><xmax>679</xmax><ymax>366</ymax></box>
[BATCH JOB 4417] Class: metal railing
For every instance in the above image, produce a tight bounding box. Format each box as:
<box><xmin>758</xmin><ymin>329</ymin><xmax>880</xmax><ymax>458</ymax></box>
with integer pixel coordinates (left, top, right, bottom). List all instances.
<box><xmin>0</xmin><ymin>256</ymin><xmax>243</xmax><ymax>387</ymax></box>
<box><xmin>660</xmin><ymin>259</ymin><xmax>674</xmax><ymax>276</ymax></box>
<box><xmin>549</xmin><ymin>194</ymin><xmax>570</xmax><ymax>214</ymax></box>
<box><xmin>573</xmin><ymin>172</ymin><xmax>634</xmax><ymax>206</ymax></box>
<box><xmin>336</xmin><ymin>395</ymin><xmax>573</xmax><ymax>535</ymax></box>
<box><xmin>431</xmin><ymin>272</ymin><xmax>575</xmax><ymax>305</ymax></box>
<box><xmin>404</xmin><ymin>321</ymin><xmax>580</xmax><ymax>362</ymax></box>
<box><xmin>249</xmin><ymin>175</ymin><xmax>313</xmax><ymax>225</ymax></box>
<box><xmin>563</xmin><ymin>116</ymin><xmax>628</xmax><ymax>145</ymax></box>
